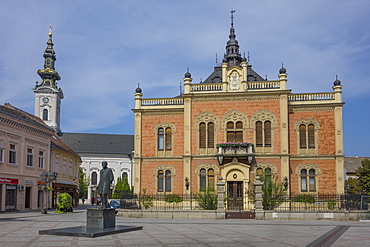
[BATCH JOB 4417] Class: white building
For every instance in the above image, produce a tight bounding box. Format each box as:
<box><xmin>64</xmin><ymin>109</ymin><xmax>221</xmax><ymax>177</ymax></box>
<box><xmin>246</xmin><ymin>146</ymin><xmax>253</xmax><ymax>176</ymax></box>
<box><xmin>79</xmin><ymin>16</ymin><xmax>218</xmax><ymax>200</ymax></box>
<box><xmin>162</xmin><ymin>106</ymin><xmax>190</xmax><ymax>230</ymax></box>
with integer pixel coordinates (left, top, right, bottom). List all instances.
<box><xmin>61</xmin><ymin>133</ymin><xmax>134</xmax><ymax>202</ymax></box>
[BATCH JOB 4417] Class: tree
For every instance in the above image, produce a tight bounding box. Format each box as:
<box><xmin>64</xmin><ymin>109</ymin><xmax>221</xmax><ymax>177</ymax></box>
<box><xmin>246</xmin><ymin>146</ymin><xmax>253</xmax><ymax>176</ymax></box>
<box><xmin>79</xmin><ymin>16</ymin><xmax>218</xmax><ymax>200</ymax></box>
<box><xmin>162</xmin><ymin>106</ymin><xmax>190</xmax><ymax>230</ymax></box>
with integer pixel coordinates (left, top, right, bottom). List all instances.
<box><xmin>79</xmin><ymin>167</ymin><xmax>90</xmax><ymax>199</ymax></box>
<box><xmin>345</xmin><ymin>177</ymin><xmax>362</xmax><ymax>194</ymax></box>
<box><xmin>113</xmin><ymin>177</ymin><xmax>124</xmax><ymax>199</ymax></box>
<box><xmin>355</xmin><ymin>158</ymin><xmax>370</xmax><ymax>195</ymax></box>
<box><xmin>122</xmin><ymin>176</ymin><xmax>131</xmax><ymax>193</ymax></box>
<box><xmin>249</xmin><ymin>173</ymin><xmax>287</xmax><ymax>210</ymax></box>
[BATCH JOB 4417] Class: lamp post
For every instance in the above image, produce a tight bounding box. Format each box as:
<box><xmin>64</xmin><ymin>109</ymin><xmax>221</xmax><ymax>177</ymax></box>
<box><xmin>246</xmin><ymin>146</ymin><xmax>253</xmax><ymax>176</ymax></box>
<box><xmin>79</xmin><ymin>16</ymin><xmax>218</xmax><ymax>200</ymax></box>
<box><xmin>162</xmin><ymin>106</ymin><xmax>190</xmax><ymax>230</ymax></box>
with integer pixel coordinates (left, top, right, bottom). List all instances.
<box><xmin>40</xmin><ymin>171</ymin><xmax>57</xmax><ymax>213</ymax></box>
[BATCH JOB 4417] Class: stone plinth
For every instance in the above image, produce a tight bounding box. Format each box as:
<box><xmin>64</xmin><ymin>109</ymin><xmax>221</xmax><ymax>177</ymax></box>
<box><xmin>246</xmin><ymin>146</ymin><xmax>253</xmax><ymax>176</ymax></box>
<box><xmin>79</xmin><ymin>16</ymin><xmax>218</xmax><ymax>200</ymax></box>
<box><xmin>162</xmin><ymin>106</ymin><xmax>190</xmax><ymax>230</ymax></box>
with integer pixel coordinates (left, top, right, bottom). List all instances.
<box><xmin>87</xmin><ymin>208</ymin><xmax>116</xmax><ymax>229</ymax></box>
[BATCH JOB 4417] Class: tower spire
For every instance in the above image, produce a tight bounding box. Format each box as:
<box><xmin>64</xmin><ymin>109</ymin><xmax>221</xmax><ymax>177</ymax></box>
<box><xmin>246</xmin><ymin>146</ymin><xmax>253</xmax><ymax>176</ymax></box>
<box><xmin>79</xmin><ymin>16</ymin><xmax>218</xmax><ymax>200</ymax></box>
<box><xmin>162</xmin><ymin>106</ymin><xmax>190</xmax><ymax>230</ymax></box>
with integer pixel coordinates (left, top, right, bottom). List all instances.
<box><xmin>223</xmin><ymin>9</ymin><xmax>242</xmax><ymax>68</ymax></box>
<box><xmin>36</xmin><ymin>24</ymin><xmax>61</xmax><ymax>89</ymax></box>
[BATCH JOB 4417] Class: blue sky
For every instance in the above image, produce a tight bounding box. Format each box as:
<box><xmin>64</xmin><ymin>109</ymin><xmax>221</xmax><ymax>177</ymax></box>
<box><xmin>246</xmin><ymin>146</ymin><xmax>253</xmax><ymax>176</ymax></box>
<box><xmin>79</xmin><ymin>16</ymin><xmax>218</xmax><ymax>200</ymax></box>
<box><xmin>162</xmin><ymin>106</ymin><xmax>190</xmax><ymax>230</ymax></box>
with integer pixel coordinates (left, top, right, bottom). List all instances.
<box><xmin>1</xmin><ymin>0</ymin><xmax>369</xmax><ymax>157</ymax></box>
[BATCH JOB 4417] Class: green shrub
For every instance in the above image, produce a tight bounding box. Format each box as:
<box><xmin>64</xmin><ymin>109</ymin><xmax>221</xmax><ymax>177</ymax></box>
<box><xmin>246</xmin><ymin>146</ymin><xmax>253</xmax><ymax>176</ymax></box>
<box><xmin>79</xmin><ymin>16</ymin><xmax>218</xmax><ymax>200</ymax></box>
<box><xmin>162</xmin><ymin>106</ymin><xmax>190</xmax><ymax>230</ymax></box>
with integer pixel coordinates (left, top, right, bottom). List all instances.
<box><xmin>327</xmin><ymin>199</ymin><xmax>336</xmax><ymax>210</ymax></box>
<box><xmin>139</xmin><ymin>189</ymin><xmax>154</xmax><ymax>209</ymax></box>
<box><xmin>165</xmin><ymin>194</ymin><xmax>183</xmax><ymax>203</ymax></box>
<box><xmin>56</xmin><ymin>193</ymin><xmax>73</xmax><ymax>213</ymax></box>
<box><xmin>196</xmin><ymin>190</ymin><xmax>217</xmax><ymax>210</ymax></box>
<box><xmin>292</xmin><ymin>194</ymin><xmax>316</xmax><ymax>204</ymax></box>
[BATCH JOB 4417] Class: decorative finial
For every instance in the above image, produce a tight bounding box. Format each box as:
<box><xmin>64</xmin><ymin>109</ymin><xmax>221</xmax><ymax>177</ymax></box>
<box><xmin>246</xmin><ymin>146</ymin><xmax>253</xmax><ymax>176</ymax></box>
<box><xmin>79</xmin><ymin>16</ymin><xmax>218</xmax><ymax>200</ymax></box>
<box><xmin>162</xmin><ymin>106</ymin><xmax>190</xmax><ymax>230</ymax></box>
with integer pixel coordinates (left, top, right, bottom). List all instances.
<box><xmin>49</xmin><ymin>24</ymin><xmax>52</xmax><ymax>36</ymax></box>
<box><xmin>247</xmin><ymin>51</ymin><xmax>250</xmax><ymax>62</ymax></box>
<box><xmin>180</xmin><ymin>81</ymin><xmax>182</xmax><ymax>94</ymax></box>
<box><xmin>230</xmin><ymin>9</ymin><xmax>236</xmax><ymax>27</ymax></box>
<box><xmin>215</xmin><ymin>53</ymin><xmax>218</xmax><ymax>65</ymax></box>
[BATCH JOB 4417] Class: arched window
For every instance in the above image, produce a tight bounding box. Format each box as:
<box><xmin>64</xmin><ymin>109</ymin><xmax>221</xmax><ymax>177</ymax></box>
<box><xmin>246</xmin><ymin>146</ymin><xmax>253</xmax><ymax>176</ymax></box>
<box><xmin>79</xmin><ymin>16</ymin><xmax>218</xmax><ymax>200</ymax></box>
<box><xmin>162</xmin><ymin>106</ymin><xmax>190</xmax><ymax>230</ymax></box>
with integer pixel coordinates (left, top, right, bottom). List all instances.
<box><xmin>165</xmin><ymin>128</ymin><xmax>172</xmax><ymax>150</ymax></box>
<box><xmin>200</xmin><ymin>169</ymin><xmax>206</xmax><ymax>191</ymax></box>
<box><xmin>309</xmin><ymin>169</ymin><xmax>316</xmax><ymax>191</ymax></box>
<box><xmin>43</xmin><ymin>109</ymin><xmax>48</xmax><ymax>121</ymax></box>
<box><xmin>256</xmin><ymin>121</ymin><xmax>271</xmax><ymax>147</ymax></box>
<box><xmin>208</xmin><ymin>168</ymin><xmax>215</xmax><ymax>191</ymax></box>
<box><xmin>91</xmin><ymin>172</ymin><xmax>97</xmax><ymax>185</ymax></box>
<box><xmin>199</xmin><ymin>168</ymin><xmax>215</xmax><ymax>191</ymax></box>
<box><xmin>157</xmin><ymin>170</ymin><xmax>171</xmax><ymax>192</ymax></box>
<box><xmin>256</xmin><ymin>121</ymin><xmax>263</xmax><ymax>147</ymax></box>
<box><xmin>207</xmin><ymin>122</ymin><xmax>214</xmax><ymax>148</ymax></box>
<box><xmin>301</xmin><ymin>169</ymin><xmax>316</xmax><ymax>192</ymax></box>
<box><xmin>158</xmin><ymin>128</ymin><xmax>164</xmax><ymax>150</ymax></box>
<box><xmin>157</xmin><ymin>170</ymin><xmax>164</xmax><ymax>192</ymax></box>
<box><xmin>308</xmin><ymin>124</ymin><xmax>315</xmax><ymax>148</ymax></box>
<box><xmin>256</xmin><ymin>168</ymin><xmax>263</xmax><ymax>176</ymax></box>
<box><xmin>264</xmin><ymin>121</ymin><xmax>272</xmax><ymax>147</ymax></box>
<box><xmin>199</xmin><ymin>123</ymin><xmax>206</xmax><ymax>148</ymax></box>
<box><xmin>199</xmin><ymin>122</ymin><xmax>215</xmax><ymax>149</ymax></box>
<box><xmin>299</xmin><ymin>125</ymin><xmax>307</xmax><ymax>148</ymax></box>
<box><xmin>122</xmin><ymin>172</ymin><xmax>128</xmax><ymax>182</ymax></box>
<box><xmin>165</xmin><ymin>170</ymin><xmax>171</xmax><ymax>192</ymax></box>
<box><xmin>227</xmin><ymin>121</ymin><xmax>243</xmax><ymax>142</ymax></box>
<box><xmin>299</xmin><ymin>124</ymin><xmax>315</xmax><ymax>149</ymax></box>
<box><xmin>301</xmin><ymin>169</ymin><xmax>307</xmax><ymax>192</ymax></box>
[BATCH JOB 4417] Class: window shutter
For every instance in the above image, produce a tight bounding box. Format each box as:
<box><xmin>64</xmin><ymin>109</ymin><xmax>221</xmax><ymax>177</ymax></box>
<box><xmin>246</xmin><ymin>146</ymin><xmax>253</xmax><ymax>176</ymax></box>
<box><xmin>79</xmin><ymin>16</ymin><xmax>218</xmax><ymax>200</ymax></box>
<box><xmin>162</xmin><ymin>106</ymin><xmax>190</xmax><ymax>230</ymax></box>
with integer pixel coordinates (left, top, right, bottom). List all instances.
<box><xmin>308</xmin><ymin>124</ymin><xmax>315</xmax><ymax>148</ymax></box>
<box><xmin>199</xmin><ymin>123</ymin><xmax>206</xmax><ymax>148</ymax></box>
<box><xmin>208</xmin><ymin>169</ymin><xmax>215</xmax><ymax>191</ymax></box>
<box><xmin>165</xmin><ymin>128</ymin><xmax>172</xmax><ymax>150</ymax></box>
<box><xmin>207</xmin><ymin>122</ymin><xmax>214</xmax><ymax>148</ymax></box>
<box><xmin>235</xmin><ymin>131</ymin><xmax>243</xmax><ymax>142</ymax></box>
<box><xmin>256</xmin><ymin>121</ymin><xmax>263</xmax><ymax>147</ymax></box>
<box><xmin>264</xmin><ymin>121</ymin><xmax>272</xmax><ymax>147</ymax></box>
<box><xmin>299</xmin><ymin>125</ymin><xmax>307</xmax><ymax>148</ymax></box>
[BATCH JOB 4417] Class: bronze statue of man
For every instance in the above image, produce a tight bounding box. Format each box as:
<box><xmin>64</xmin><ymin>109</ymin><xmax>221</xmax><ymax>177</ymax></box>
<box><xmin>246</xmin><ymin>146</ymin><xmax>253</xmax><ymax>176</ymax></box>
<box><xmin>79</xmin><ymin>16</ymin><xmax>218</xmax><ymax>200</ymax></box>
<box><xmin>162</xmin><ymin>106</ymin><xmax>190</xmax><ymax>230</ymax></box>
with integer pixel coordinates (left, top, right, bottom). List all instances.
<box><xmin>96</xmin><ymin>161</ymin><xmax>114</xmax><ymax>209</ymax></box>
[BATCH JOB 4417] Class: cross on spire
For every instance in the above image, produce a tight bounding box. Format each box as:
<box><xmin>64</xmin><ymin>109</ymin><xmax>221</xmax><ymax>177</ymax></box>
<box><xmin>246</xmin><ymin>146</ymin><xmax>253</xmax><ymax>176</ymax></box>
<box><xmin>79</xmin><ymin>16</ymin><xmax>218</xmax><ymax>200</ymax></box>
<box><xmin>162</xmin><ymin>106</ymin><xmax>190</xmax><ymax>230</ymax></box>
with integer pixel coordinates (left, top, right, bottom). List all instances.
<box><xmin>230</xmin><ymin>9</ymin><xmax>236</xmax><ymax>27</ymax></box>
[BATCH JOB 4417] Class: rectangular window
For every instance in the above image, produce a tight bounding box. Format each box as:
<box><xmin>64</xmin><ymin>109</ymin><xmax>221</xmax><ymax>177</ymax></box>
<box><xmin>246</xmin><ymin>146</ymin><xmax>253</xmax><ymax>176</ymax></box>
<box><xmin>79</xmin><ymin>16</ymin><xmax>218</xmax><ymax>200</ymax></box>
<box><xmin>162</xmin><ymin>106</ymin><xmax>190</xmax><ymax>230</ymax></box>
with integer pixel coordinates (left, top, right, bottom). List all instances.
<box><xmin>9</xmin><ymin>144</ymin><xmax>16</xmax><ymax>164</ymax></box>
<box><xmin>0</xmin><ymin>141</ymin><xmax>4</xmax><ymax>162</ymax></box>
<box><xmin>38</xmin><ymin>151</ymin><xmax>44</xmax><ymax>168</ymax></box>
<box><xmin>54</xmin><ymin>158</ymin><xmax>59</xmax><ymax>173</ymax></box>
<box><xmin>26</xmin><ymin>148</ymin><xmax>33</xmax><ymax>167</ymax></box>
<box><xmin>62</xmin><ymin>160</ymin><xmax>67</xmax><ymax>174</ymax></box>
<box><xmin>69</xmin><ymin>162</ymin><xmax>73</xmax><ymax>176</ymax></box>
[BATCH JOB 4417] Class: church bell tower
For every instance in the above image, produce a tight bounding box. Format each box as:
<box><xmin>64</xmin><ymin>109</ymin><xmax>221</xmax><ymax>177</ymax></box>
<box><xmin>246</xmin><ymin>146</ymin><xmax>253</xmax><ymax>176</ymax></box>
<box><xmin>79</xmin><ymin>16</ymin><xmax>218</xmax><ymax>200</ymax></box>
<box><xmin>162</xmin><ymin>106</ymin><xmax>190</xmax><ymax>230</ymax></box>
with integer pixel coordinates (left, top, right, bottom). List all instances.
<box><xmin>33</xmin><ymin>25</ymin><xmax>63</xmax><ymax>134</ymax></box>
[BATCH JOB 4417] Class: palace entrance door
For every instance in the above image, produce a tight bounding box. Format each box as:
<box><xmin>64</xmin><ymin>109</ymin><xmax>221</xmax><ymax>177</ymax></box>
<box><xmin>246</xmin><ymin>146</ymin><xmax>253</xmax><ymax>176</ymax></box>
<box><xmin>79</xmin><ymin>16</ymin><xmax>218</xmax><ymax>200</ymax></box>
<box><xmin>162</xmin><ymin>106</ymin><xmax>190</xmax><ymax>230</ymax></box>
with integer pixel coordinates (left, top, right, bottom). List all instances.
<box><xmin>227</xmin><ymin>181</ymin><xmax>243</xmax><ymax>210</ymax></box>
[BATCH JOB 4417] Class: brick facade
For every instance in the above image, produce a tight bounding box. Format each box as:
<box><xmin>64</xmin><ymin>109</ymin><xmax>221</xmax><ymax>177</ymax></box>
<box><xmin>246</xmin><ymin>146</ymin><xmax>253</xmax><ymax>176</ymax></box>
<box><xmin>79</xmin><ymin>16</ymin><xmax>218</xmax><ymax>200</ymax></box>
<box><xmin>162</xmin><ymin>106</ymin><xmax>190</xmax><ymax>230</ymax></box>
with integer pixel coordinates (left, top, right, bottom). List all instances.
<box><xmin>132</xmin><ymin>19</ymin><xmax>345</xmax><ymax>201</ymax></box>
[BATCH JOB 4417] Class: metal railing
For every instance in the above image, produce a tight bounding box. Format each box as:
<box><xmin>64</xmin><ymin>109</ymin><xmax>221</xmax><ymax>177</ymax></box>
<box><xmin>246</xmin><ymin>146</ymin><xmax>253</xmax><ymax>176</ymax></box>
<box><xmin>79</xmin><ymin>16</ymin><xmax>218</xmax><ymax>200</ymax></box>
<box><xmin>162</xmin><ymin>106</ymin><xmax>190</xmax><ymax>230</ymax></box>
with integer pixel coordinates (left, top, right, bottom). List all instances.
<box><xmin>272</xmin><ymin>194</ymin><xmax>369</xmax><ymax>212</ymax></box>
<box><xmin>118</xmin><ymin>193</ymin><xmax>217</xmax><ymax>210</ymax></box>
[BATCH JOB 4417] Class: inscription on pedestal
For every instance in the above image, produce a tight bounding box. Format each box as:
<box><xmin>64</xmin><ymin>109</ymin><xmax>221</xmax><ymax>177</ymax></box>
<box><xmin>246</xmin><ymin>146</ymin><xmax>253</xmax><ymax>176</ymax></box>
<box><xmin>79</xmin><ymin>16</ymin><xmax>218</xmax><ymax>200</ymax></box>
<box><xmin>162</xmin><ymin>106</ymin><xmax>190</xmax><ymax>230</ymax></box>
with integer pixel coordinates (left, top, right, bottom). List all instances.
<box><xmin>87</xmin><ymin>208</ymin><xmax>116</xmax><ymax>229</ymax></box>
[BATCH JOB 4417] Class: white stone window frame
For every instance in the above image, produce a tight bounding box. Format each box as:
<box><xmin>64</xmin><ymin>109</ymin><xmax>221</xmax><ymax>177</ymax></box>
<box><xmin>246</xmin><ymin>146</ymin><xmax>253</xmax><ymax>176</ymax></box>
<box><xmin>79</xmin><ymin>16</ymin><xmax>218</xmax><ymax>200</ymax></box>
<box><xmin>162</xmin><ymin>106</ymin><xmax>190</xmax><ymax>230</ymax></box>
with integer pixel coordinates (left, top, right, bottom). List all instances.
<box><xmin>153</xmin><ymin>165</ymin><xmax>176</xmax><ymax>193</ymax></box>
<box><xmin>194</xmin><ymin>112</ymin><xmax>219</xmax><ymax>155</ymax></box>
<box><xmin>250</xmin><ymin>110</ymin><xmax>277</xmax><ymax>154</ymax></box>
<box><xmin>26</xmin><ymin>147</ymin><xmax>34</xmax><ymax>167</ymax></box>
<box><xmin>9</xmin><ymin>143</ymin><xmax>17</xmax><ymax>164</ymax></box>
<box><xmin>294</xmin><ymin>119</ymin><xmax>320</xmax><ymax>156</ymax></box>
<box><xmin>38</xmin><ymin>150</ymin><xmax>45</xmax><ymax>169</ymax></box>
<box><xmin>295</xmin><ymin>164</ymin><xmax>321</xmax><ymax>193</ymax></box>
<box><xmin>153</xmin><ymin>123</ymin><xmax>176</xmax><ymax>157</ymax></box>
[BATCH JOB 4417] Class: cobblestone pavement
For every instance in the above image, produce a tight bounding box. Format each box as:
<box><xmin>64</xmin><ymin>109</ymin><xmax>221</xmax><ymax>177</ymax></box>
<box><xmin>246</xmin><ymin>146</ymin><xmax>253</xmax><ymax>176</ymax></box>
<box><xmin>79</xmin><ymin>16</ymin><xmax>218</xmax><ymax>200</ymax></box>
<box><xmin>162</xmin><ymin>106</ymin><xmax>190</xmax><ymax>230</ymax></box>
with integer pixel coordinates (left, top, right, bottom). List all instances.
<box><xmin>1</xmin><ymin>205</ymin><xmax>370</xmax><ymax>246</ymax></box>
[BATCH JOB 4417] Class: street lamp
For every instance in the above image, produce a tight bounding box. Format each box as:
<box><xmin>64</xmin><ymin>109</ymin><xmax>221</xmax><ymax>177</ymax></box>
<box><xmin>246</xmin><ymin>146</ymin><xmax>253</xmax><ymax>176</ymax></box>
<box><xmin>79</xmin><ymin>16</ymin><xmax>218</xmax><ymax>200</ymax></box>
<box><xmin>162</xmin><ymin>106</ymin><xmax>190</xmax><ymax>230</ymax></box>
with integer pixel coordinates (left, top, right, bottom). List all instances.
<box><xmin>40</xmin><ymin>171</ymin><xmax>58</xmax><ymax>212</ymax></box>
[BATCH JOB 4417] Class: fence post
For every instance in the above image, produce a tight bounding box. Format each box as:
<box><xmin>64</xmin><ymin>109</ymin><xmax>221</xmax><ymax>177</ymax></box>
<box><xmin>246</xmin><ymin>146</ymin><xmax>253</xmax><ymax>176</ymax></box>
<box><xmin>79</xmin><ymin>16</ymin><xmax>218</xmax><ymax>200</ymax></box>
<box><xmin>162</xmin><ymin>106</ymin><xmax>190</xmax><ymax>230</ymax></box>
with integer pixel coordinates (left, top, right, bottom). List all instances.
<box><xmin>216</xmin><ymin>181</ymin><xmax>226</xmax><ymax>219</ymax></box>
<box><xmin>254</xmin><ymin>176</ymin><xmax>264</xmax><ymax>220</ymax></box>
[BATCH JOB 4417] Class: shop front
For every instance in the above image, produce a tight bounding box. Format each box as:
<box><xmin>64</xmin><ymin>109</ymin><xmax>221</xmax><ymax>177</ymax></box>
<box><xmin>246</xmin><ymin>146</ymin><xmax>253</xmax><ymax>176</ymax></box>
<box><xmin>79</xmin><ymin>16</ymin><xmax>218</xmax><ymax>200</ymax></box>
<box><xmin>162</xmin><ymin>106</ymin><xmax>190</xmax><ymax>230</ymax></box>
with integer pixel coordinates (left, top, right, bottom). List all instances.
<box><xmin>52</xmin><ymin>180</ymin><xmax>78</xmax><ymax>208</ymax></box>
<box><xmin>0</xmin><ymin>177</ymin><xmax>19</xmax><ymax>211</ymax></box>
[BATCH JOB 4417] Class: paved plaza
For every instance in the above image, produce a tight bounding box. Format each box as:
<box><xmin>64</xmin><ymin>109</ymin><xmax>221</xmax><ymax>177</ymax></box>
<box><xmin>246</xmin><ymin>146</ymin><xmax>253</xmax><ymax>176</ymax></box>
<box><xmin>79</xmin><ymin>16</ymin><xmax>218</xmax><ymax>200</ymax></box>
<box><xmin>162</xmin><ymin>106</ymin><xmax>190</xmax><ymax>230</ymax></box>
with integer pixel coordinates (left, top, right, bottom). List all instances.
<box><xmin>0</xmin><ymin>205</ymin><xmax>370</xmax><ymax>246</ymax></box>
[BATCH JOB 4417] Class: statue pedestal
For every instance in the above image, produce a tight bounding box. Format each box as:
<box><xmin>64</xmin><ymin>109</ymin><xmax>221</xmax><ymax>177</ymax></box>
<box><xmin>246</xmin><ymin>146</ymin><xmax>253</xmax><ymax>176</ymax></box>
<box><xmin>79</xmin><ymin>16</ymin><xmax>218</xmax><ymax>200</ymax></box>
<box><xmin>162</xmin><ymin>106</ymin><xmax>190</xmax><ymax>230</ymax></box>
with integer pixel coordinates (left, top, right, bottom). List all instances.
<box><xmin>87</xmin><ymin>208</ymin><xmax>116</xmax><ymax>229</ymax></box>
